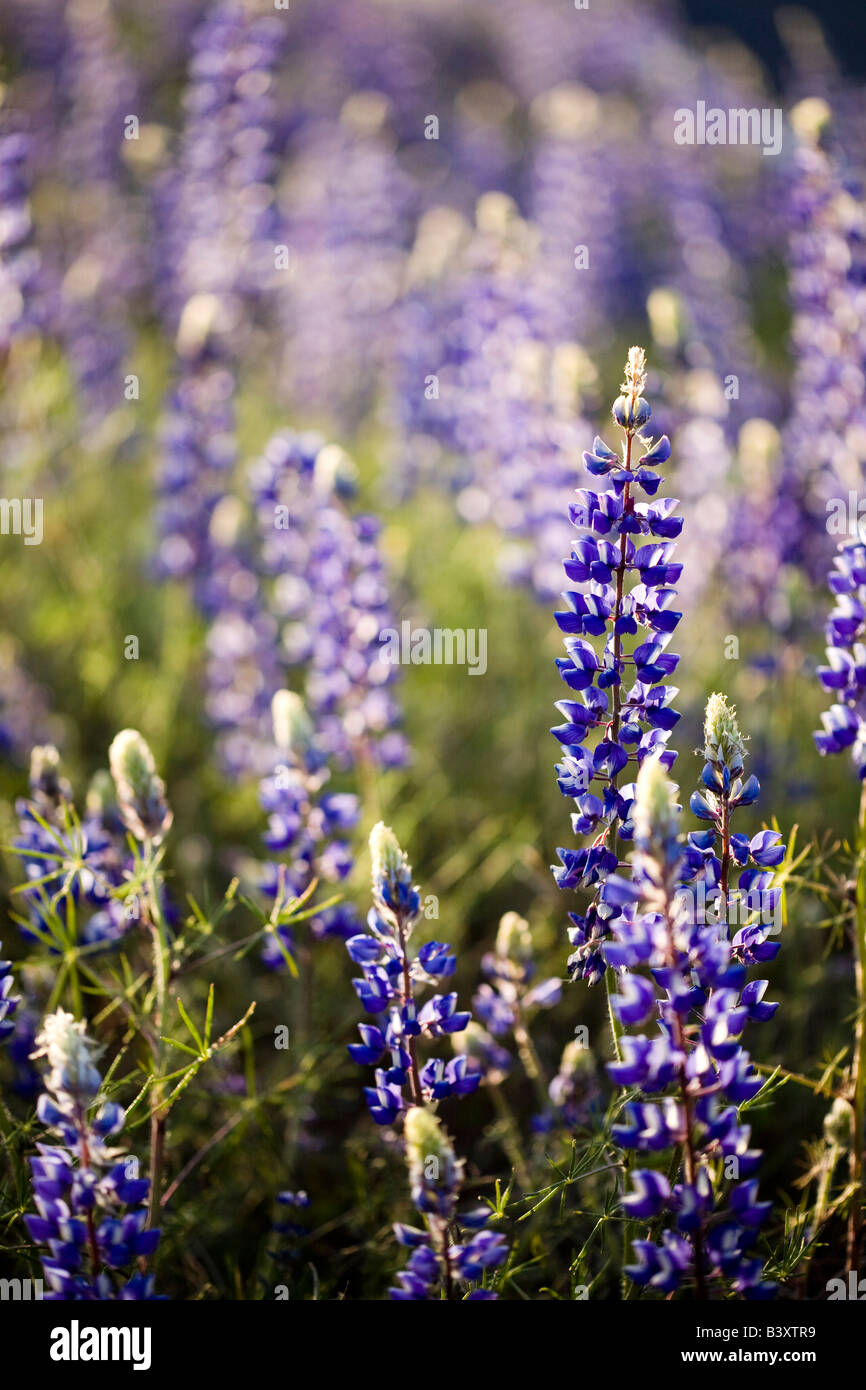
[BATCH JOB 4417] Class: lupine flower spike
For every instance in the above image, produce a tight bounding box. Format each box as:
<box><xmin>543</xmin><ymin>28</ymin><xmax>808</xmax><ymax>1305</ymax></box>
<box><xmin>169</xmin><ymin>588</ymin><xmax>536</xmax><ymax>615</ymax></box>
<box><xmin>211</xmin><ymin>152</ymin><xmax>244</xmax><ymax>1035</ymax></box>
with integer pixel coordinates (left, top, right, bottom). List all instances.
<box><xmin>389</xmin><ymin>1107</ymin><xmax>508</xmax><ymax>1301</ymax></box>
<box><xmin>604</xmin><ymin>753</ymin><xmax>778</xmax><ymax>1298</ymax></box>
<box><xmin>257</xmin><ymin>689</ymin><xmax>360</xmax><ymax>968</ymax></box>
<box><xmin>108</xmin><ymin>729</ymin><xmax>173</xmax><ymax>846</ymax></box>
<box><xmin>0</xmin><ymin>946</ymin><xmax>20</xmax><ymax>1044</ymax></box>
<box><xmin>814</xmin><ymin>540</ymin><xmax>866</xmax><ymax>1271</ymax></box>
<box><xmin>346</xmin><ymin>823</ymin><xmax>480</xmax><ymax>1120</ymax></box>
<box><xmin>551</xmin><ymin>347</ymin><xmax>684</xmax><ymax>986</ymax></box>
<box><xmin>25</xmin><ymin>1010</ymin><xmax>160</xmax><ymax>1299</ymax></box>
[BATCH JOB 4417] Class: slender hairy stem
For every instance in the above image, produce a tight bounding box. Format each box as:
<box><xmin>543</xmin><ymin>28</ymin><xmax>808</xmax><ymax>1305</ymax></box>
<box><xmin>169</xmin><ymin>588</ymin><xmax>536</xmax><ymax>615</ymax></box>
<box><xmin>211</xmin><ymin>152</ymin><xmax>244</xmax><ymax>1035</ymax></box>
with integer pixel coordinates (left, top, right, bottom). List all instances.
<box><xmin>77</xmin><ymin>1107</ymin><xmax>102</xmax><ymax>1282</ymax></box>
<box><xmin>439</xmin><ymin>1218</ymin><xmax>455</xmax><ymax>1300</ymax></box>
<box><xmin>489</xmin><ymin>1084</ymin><xmax>531</xmax><ymax>1189</ymax></box>
<box><xmin>145</xmin><ymin>850</ymin><xmax>169</xmax><ymax>1232</ymax></box>
<box><xmin>398</xmin><ymin>916</ymin><xmax>422</xmax><ymax>1104</ymax></box>
<box><xmin>663</xmin><ymin>900</ymin><xmax>707</xmax><ymax>1300</ymax></box>
<box><xmin>512</xmin><ymin>1005</ymin><xmax>550</xmax><ymax>1112</ymax></box>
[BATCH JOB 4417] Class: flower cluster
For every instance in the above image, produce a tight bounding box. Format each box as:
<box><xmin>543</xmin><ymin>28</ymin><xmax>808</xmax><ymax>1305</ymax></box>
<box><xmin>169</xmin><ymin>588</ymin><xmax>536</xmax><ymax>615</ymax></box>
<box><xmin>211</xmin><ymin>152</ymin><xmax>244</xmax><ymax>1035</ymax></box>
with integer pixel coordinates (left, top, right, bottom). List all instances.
<box><xmin>249</xmin><ymin>431</ymin><xmax>408</xmax><ymax>772</ymax></box>
<box><xmin>108</xmin><ymin>729</ymin><xmax>173</xmax><ymax>847</ymax></box>
<box><xmin>15</xmin><ymin>737</ymin><xmax>171</xmax><ymax>954</ymax></box>
<box><xmin>781</xmin><ymin>100</ymin><xmax>866</xmax><ymax>589</ymax></box>
<box><xmin>389</xmin><ymin>1106</ymin><xmax>508</xmax><ymax>1301</ymax></box>
<box><xmin>346</xmin><ymin>824</ymin><xmax>479</xmax><ymax>1123</ymax></box>
<box><xmin>551</xmin><ymin>347</ymin><xmax>683</xmax><ymax>984</ymax></box>
<box><xmin>690</xmin><ymin>694</ymin><xmax>786</xmax><ymax>960</ymax></box>
<box><xmin>0</xmin><ymin>131</ymin><xmax>40</xmax><ymax>351</ymax></box>
<box><xmin>257</xmin><ymin>691</ymin><xmax>360</xmax><ymax>969</ymax></box>
<box><xmin>543</xmin><ymin>1038</ymin><xmax>600</xmax><ymax>1133</ymax></box>
<box><xmin>815</xmin><ymin>539</ymin><xmax>866</xmax><ymax>774</ymax></box>
<box><xmin>0</xmin><ymin>943</ymin><xmax>20</xmax><ymax>1045</ymax></box>
<box><xmin>605</xmin><ymin>752</ymin><xmax>779</xmax><ymax>1297</ymax></box>
<box><xmin>474</xmin><ymin>910</ymin><xmax>562</xmax><ymax>1037</ymax></box>
<box><xmin>471</xmin><ymin>909</ymin><xmax>561</xmax><ymax>1120</ymax></box>
<box><xmin>268</xmin><ymin>1189</ymin><xmax>310</xmax><ymax>1281</ymax></box>
<box><xmin>25</xmin><ymin>1010</ymin><xmax>160</xmax><ymax>1299</ymax></box>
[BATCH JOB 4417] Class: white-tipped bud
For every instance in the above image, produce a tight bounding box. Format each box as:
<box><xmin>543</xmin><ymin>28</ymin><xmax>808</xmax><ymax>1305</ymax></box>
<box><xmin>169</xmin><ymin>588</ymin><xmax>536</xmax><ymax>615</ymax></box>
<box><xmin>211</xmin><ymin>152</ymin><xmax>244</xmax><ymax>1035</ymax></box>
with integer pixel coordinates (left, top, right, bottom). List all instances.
<box><xmin>790</xmin><ymin>97</ymin><xmax>832</xmax><ymax>145</ymax></box>
<box><xmin>29</xmin><ymin>744</ymin><xmax>71</xmax><ymax>807</ymax></box>
<box><xmin>272</xmin><ymin>690</ymin><xmax>314</xmax><ymax>761</ymax></box>
<box><xmin>621</xmin><ymin>345</ymin><xmax>648</xmax><ymax>398</ymax></box>
<box><xmin>108</xmin><ymin>729</ymin><xmax>173</xmax><ymax>845</ymax></box>
<box><xmin>369</xmin><ymin>820</ymin><xmax>411</xmax><ymax>890</ymax></box>
<box><xmin>32</xmin><ymin>1009</ymin><xmax>102</xmax><ymax>1103</ymax></box>
<box><xmin>403</xmin><ymin>1105</ymin><xmax>459</xmax><ymax>1196</ymax></box>
<box><xmin>495</xmin><ymin>910</ymin><xmax>533</xmax><ymax>966</ymax></box>
<box><xmin>703</xmin><ymin>692</ymin><xmax>746</xmax><ymax>772</ymax></box>
<box><xmin>313</xmin><ymin>443</ymin><xmax>358</xmax><ymax>498</ymax></box>
<box><xmin>824</xmin><ymin>1095</ymin><xmax>852</xmax><ymax>1149</ymax></box>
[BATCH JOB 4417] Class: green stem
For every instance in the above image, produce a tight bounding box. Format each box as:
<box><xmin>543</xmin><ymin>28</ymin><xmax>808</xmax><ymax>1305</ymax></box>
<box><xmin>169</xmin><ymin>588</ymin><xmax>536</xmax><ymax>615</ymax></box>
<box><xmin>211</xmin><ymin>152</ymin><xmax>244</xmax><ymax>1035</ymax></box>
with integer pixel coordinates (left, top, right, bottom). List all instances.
<box><xmin>512</xmin><ymin>1006</ymin><xmax>550</xmax><ymax>1113</ymax></box>
<box><xmin>145</xmin><ymin>850</ymin><xmax>169</xmax><ymax>1233</ymax></box>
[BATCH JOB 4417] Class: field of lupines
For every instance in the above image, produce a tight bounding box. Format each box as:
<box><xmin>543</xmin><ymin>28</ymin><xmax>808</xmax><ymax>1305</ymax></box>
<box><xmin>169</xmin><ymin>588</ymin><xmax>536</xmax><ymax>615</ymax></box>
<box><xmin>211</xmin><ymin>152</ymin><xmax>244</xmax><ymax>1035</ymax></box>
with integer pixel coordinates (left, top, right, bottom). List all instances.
<box><xmin>1</xmin><ymin>0</ymin><xmax>866</xmax><ymax>1321</ymax></box>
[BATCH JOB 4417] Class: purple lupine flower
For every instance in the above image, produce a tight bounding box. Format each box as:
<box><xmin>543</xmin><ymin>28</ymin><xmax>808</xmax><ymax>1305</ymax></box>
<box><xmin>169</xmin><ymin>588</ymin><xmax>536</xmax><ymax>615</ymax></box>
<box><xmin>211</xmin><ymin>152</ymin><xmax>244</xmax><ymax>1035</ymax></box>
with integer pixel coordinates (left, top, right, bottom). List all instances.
<box><xmin>690</xmin><ymin>694</ymin><xmax>785</xmax><ymax>968</ymax></box>
<box><xmin>536</xmin><ymin>1037</ymin><xmax>599</xmax><ymax>1135</ymax></box>
<box><xmin>156</xmin><ymin>340</ymin><xmax>237</xmax><ymax>586</ymax></box>
<box><xmin>815</xmin><ymin>539</ymin><xmax>866</xmax><ymax>774</ymax></box>
<box><xmin>154</xmin><ymin>4</ymin><xmax>288</xmax><ymax>589</ymax></box>
<box><xmin>813</xmin><ymin>532</ymin><xmax>866</xmax><ymax>1269</ymax></box>
<box><xmin>386</xmin><ymin>195</ymin><xmax>594</xmax><ymax>600</ymax></box>
<box><xmin>471</xmin><ymin>909</ymin><xmax>561</xmax><ymax>1121</ymax></box>
<box><xmin>257</xmin><ymin>691</ymin><xmax>361</xmax><ymax>970</ymax></box>
<box><xmin>190</xmin><ymin>428</ymin><xmax>406</xmax><ymax>782</ymax></box>
<box><xmin>268</xmin><ymin>1189</ymin><xmax>311</xmax><ymax>1288</ymax></box>
<box><xmin>25</xmin><ymin>1010</ymin><xmax>160</xmax><ymax>1300</ymax></box>
<box><xmin>14</xmin><ymin>745</ymin><xmax>155</xmax><ymax>954</ymax></box>
<box><xmin>275</xmin><ymin>94</ymin><xmax>416</xmax><ymax>434</ymax></box>
<box><xmin>604</xmin><ymin>753</ymin><xmax>776</xmax><ymax>1298</ymax></box>
<box><xmin>155</xmin><ymin>2</ymin><xmax>288</xmax><ymax>334</ymax></box>
<box><xmin>451</xmin><ymin>1021</ymin><xmax>512</xmax><ymax>1087</ymax></box>
<box><xmin>345</xmin><ymin>824</ymin><xmax>479</xmax><ymax>1121</ymax></box>
<box><xmin>52</xmin><ymin>0</ymin><xmax>144</xmax><ymax>420</ymax></box>
<box><xmin>248</xmin><ymin>430</ymin><xmax>408</xmax><ymax>773</ymax></box>
<box><xmin>0</xmin><ymin>131</ymin><xmax>41</xmax><ymax>351</ymax></box>
<box><xmin>778</xmin><ymin>100</ymin><xmax>866</xmax><ymax>591</ymax></box>
<box><xmin>472</xmin><ymin>912</ymin><xmax>550</xmax><ymax>1034</ymax></box>
<box><xmin>0</xmin><ymin>636</ymin><xmax>53</xmax><ymax>767</ymax></box>
<box><xmin>389</xmin><ymin>1106</ymin><xmax>508</xmax><ymax>1301</ymax></box>
<box><xmin>550</xmin><ymin>348</ymin><xmax>684</xmax><ymax>984</ymax></box>
<box><xmin>0</xmin><ymin>943</ymin><xmax>21</xmax><ymax>1045</ymax></box>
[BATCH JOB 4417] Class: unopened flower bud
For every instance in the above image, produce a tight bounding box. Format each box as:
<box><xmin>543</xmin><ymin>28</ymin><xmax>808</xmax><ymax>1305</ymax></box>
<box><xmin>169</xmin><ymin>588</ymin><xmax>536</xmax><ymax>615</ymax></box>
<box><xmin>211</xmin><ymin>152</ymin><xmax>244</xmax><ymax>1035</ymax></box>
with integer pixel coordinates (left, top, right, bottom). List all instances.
<box><xmin>824</xmin><ymin>1095</ymin><xmax>852</xmax><ymax>1149</ymax></box>
<box><xmin>633</xmin><ymin>751</ymin><xmax>679</xmax><ymax>852</ymax></box>
<box><xmin>108</xmin><ymin>729</ymin><xmax>173</xmax><ymax>845</ymax></box>
<box><xmin>703</xmin><ymin>692</ymin><xmax>746</xmax><ymax>776</ymax></box>
<box><xmin>29</xmin><ymin>744</ymin><xmax>71</xmax><ymax>810</ymax></box>
<box><xmin>272</xmin><ymin>689</ymin><xmax>314</xmax><ymax>762</ymax></box>
<box><xmin>495</xmin><ymin>911</ymin><xmax>533</xmax><ymax>967</ymax></box>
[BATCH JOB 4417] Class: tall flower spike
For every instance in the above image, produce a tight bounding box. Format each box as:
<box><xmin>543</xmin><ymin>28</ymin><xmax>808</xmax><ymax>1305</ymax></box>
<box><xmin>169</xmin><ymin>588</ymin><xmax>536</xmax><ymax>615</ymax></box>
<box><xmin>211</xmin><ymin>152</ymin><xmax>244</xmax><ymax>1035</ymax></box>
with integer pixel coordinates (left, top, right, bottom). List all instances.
<box><xmin>26</xmin><ymin>1010</ymin><xmax>160</xmax><ymax>1299</ymax></box>
<box><xmin>0</xmin><ymin>944</ymin><xmax>21</xmax><ymax>1044</ymax></box>
<box><xmin>690</xmin><ymin>692</ymin><xmax>783</xmax><ymax>970</ymax></box>
<box><xmin>108</xmin><ymin>730</ymin><xmax>173</xmax><ymax>846</ymax></box>
<box><xmin>345</xmin><ymin>824</ymin><xmax>478</xmax><ymax>1121</ymax></box>
<box><xmin>550</xmin><ymin>348</ymin><xmax>683</xmax><ymax>985</ymax></box>
<box><xmin>15</xmin><ymin>742</ymin><xmax>156</xmax><ymax>953</ymax></box>
<box><xmin>815</xmin><ymin>540</ymin><xmax>866</xmax><ymax>776</ymax></box>
<box><xmin>599</xmin><ymin>741</ymin><xmax>781</xmax><ymax>1297</ymax></box>
<box><xmin>257</xmin><ymin>690</ymin><xmax>360</xmax><ymax>969</ymax></box>
<box><xmin>472</xmin><ymin>910</ymin><xmax>561</xmax><ymax>1122</ymax></box>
